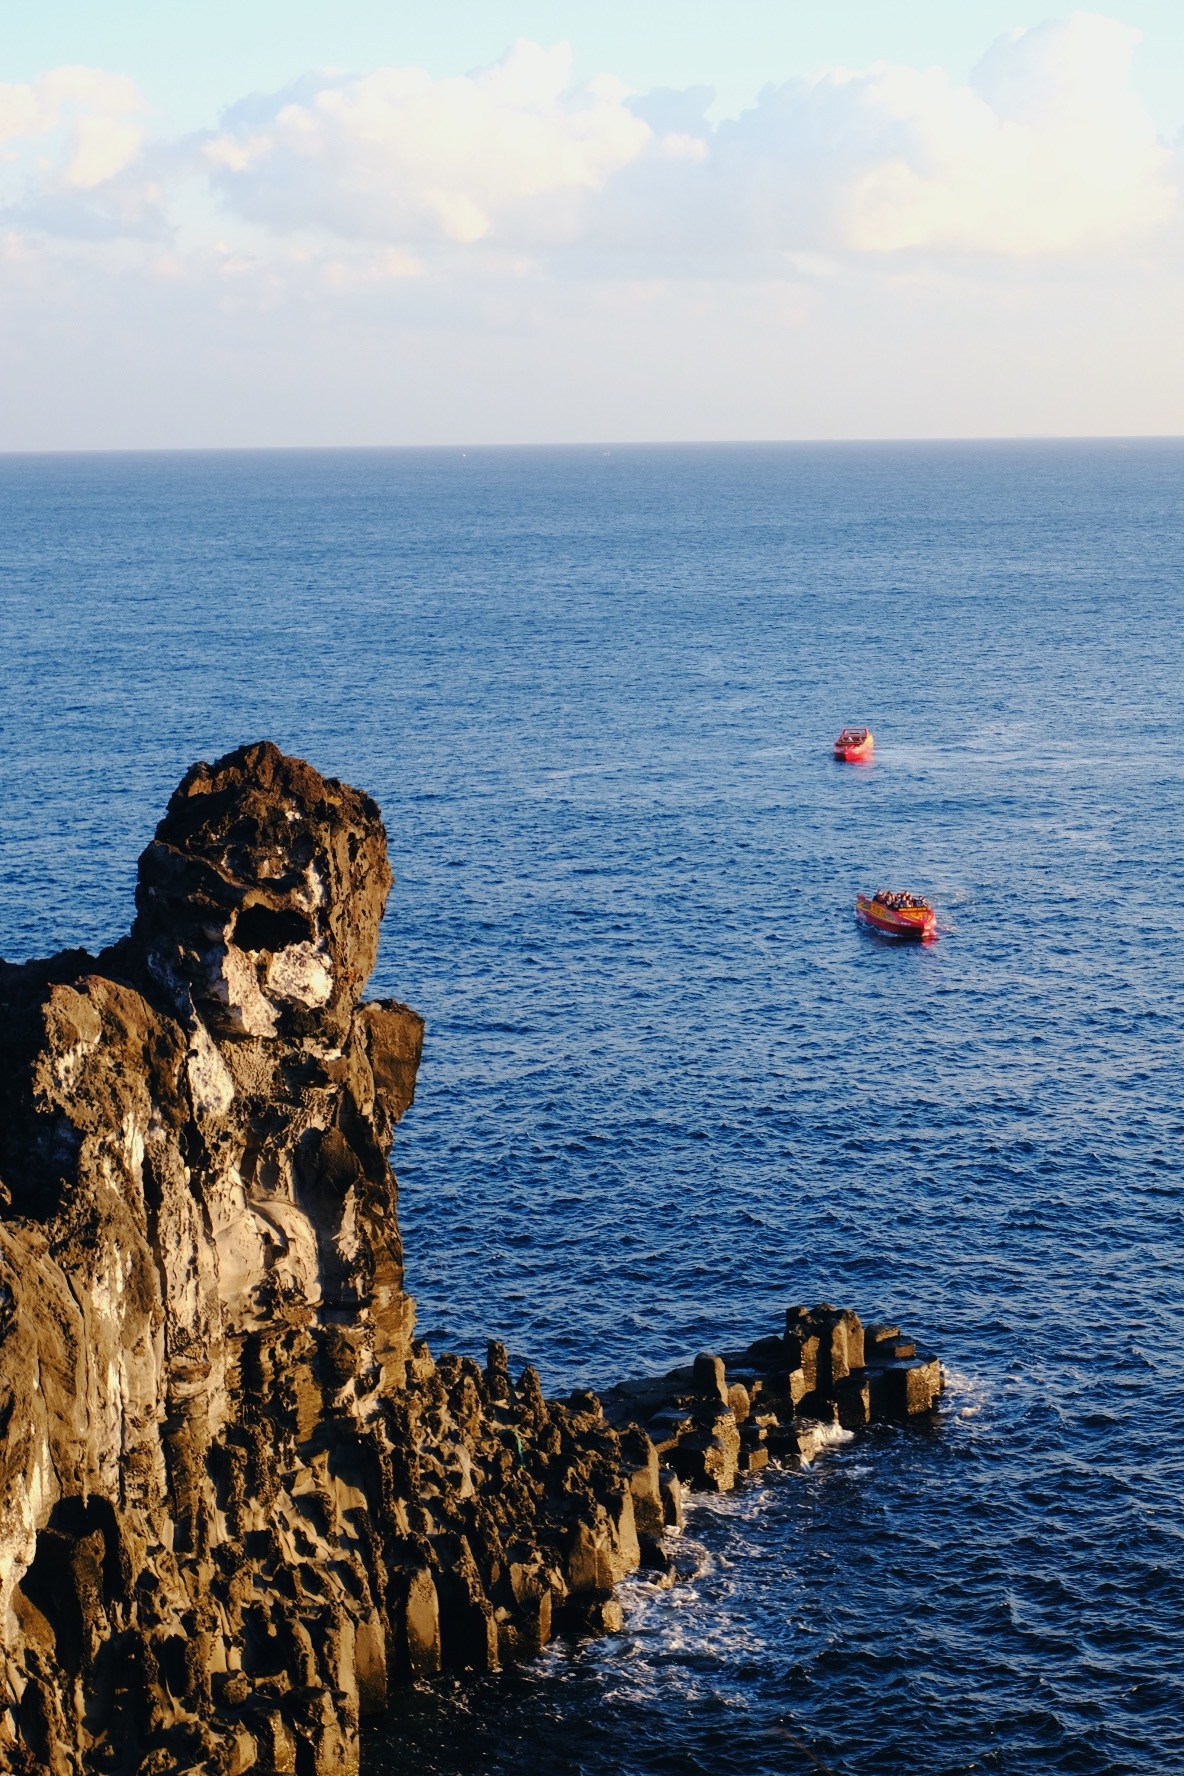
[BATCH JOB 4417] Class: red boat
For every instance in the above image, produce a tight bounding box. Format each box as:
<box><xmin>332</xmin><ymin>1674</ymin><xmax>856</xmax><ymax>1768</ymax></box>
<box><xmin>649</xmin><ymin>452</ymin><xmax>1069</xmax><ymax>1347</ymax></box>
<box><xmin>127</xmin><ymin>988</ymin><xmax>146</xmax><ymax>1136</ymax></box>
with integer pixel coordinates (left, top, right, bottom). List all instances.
<box><xmin>833</xmin><ymin>726</ymin><xmax>874</xmax><ymax>762</ymax></box>
<box><xmin>856</xmin><ymin>891</ymin><xmax>937</xmax><ymax>942</ymax></box>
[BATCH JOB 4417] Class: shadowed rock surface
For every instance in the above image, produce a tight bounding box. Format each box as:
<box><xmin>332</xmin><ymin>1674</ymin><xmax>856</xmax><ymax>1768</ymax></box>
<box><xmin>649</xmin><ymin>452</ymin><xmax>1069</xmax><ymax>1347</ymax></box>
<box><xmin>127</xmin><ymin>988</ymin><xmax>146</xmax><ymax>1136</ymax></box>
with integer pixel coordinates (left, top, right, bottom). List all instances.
<box><xmin>0</xmin><ymin>744</ymin><xmax>941</xmax><ymax>1775</ymax></box>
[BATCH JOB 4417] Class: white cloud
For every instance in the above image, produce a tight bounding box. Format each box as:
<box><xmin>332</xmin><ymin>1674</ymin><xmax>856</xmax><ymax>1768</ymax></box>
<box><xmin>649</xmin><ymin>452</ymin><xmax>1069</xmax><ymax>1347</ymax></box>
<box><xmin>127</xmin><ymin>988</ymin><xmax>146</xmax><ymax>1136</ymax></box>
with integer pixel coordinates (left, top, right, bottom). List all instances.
<box><xmin>2</xmin><ymin>17</ymin><xmax>1176</xmax><ymax>266</ymax></box>
<box><xmin>204</xmin><ymin>39</ymin><xmax>651</xmax><ymax>244</ymax></box>
<box><xmin>594</xmin><ymin>11</ymin><xmax>1176</xmax><ymax>262</ymax></box>
<box><xmin>0</xmin><ymin>85</ymin><xmax>41</xmax><ymax>144</ymax></box>
<box><xmin>0</xmin><ymin>66</ymin><xmax>144</xmax><ymax>188</ymax></box>
<box><xmin>197</xmin><ymin>14</ymin><xmax>1176</xmax><ymax>265</ymax></box>
<box><xmin>0</xmin><ymin>64</ymin><xmax>164</xmax><ymax>237</ymax></box>
<box><xmin>840</xmin><ymin>12</ymin><xmax>1175</xmax><ymax>253</ymax></box>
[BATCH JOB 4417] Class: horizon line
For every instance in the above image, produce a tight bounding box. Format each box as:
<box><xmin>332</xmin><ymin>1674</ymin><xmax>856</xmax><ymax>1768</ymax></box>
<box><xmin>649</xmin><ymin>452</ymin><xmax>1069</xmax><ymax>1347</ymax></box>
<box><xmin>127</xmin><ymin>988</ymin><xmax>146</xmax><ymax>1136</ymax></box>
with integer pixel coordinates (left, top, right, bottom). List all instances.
<box><xmin>1</xmin><ymin>431</ymin><xmax>1183</xmax><ymax>459</ymax></box>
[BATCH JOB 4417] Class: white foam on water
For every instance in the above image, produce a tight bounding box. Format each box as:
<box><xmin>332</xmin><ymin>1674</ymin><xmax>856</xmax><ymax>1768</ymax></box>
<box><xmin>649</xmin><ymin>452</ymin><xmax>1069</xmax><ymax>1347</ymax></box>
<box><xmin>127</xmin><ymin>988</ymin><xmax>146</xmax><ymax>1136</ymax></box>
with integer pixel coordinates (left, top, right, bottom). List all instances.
<box><xmin>941</xmin><ymin>1366</ymin><xmax>989</xmax><ymax>1410</ymax></box>
<box><xmin>816</xmin><ymin>1422</ymin><xmax>856</xmax><ymax>1447</ymax></box>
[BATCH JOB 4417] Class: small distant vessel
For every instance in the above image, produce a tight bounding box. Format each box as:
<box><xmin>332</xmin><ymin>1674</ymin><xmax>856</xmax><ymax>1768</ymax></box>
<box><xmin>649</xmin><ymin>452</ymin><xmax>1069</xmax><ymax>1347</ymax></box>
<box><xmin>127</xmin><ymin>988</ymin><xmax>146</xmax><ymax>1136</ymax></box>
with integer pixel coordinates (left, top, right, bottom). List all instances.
<box><xmin>856</xmin><ymin>891</ymin><xmax>937</xmax><ymax>942</ymax></box>
<box><xmin>833</xmin><ymin>727</ymin><xmax>874</xmax><ymax>762</ymax></box>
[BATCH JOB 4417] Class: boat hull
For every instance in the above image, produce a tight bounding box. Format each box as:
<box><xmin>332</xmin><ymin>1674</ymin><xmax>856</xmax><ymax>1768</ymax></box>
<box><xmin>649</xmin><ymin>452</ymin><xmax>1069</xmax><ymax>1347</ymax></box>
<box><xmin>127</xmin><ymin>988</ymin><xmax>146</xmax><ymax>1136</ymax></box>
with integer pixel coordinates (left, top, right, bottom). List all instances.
<box><xmin>833</xmin><ymin>730</ymin><xmax>874</xmax><ymax>762</ymax></box>
<box><xmin>856</xmin><ymin>894</ymin><xmax>936</xmax><ymax>941</ymax></box>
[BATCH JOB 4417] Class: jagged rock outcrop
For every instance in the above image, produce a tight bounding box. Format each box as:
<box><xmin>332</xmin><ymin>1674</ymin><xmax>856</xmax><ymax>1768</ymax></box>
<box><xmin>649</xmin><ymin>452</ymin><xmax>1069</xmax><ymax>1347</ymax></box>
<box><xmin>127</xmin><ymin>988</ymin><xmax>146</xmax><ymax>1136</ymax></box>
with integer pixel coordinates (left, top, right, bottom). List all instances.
<box><xmin>0</xmin><ymin>743</ymin><xmax>941</xmax><ymax>1776</ymax></box>
<box><xmin>602</xmin><ymin>1308</ymin><xmax>942</xmax><ymax>1496</ymax></box>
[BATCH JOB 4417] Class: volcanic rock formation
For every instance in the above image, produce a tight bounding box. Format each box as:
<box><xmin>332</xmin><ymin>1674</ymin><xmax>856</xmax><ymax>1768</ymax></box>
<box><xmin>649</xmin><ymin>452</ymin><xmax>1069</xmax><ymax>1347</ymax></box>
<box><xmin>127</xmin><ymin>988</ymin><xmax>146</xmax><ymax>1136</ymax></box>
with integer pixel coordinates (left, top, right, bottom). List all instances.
<box><xmin>0</xmin><ymin>743</ymin><xmax>941</xmax><ymax>1776</ymax></box>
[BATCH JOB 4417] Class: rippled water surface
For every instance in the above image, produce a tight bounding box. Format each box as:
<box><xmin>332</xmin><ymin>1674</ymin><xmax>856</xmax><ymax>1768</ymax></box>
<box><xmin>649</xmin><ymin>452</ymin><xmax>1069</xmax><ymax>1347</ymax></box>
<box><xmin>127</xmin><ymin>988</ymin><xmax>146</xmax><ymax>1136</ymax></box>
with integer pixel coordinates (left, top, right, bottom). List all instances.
<box><xmin>3</xmin><ymin>442</ymin><xmax>1183</xmax><ymax>1774</ymax></box>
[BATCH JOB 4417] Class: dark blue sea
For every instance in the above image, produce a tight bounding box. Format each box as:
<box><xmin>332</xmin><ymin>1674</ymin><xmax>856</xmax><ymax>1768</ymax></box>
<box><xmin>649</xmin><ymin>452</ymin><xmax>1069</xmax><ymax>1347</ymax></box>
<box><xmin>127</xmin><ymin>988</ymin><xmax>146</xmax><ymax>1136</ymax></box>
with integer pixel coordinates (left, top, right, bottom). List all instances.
<box><xmin>2</xmin><ymin>442</ymin><xmax>1183</xmax><ymax>1776</ymax></box>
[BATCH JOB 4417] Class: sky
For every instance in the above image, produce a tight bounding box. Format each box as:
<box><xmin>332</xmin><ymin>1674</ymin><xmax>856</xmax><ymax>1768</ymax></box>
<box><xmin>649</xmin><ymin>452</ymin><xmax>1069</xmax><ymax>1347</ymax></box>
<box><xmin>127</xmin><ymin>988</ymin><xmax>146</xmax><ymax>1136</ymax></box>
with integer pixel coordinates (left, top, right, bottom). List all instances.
<box><xmin>2</xmin><ymin>3</ymin><xmax>1183</xmax><ymax>447</ymax></box>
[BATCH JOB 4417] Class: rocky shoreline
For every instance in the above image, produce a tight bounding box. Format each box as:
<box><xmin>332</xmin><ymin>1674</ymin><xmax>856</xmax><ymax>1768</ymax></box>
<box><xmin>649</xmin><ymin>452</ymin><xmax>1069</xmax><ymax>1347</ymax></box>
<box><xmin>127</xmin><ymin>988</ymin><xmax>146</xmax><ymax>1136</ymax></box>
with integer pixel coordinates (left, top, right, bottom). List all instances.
<box><xmin>0</xmin><ymin>744</ymin><xmax>940</xmax><ymax>1775</ymax></box>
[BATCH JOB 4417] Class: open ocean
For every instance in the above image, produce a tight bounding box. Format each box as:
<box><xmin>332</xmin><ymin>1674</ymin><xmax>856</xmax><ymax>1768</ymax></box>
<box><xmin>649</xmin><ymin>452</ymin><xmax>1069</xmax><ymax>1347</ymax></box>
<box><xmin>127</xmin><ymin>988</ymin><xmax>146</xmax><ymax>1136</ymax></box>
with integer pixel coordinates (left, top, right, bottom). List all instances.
<box><xmin>2</xmin><ymin>440</ymin><xmax>1183</xmax><ymax>1775</ymax></box>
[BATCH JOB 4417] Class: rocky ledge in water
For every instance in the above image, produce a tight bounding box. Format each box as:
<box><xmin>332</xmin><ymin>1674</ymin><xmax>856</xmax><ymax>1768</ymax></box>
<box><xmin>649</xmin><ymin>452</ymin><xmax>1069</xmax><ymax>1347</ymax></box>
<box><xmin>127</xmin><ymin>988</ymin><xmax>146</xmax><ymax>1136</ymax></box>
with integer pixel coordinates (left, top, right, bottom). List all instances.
<box><xmin>0</xmin><ymin>743</ymin><xmax>941</xmax><ymax>1776</ymax></box>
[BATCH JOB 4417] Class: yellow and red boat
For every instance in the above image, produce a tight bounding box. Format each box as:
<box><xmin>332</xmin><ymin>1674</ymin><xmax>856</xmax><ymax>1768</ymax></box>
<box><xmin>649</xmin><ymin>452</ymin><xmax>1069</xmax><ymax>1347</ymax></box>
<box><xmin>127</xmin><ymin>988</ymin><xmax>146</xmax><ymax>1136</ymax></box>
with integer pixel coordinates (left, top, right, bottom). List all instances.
<box><xmin>856</xmin><ymin>891</ymin><xmax>937</xmax><ymax>942</ymax></box>
<box><xmin>833</xmin><ymin>726</ymin><xmax>874</xmax><ymax>762</ymax></box>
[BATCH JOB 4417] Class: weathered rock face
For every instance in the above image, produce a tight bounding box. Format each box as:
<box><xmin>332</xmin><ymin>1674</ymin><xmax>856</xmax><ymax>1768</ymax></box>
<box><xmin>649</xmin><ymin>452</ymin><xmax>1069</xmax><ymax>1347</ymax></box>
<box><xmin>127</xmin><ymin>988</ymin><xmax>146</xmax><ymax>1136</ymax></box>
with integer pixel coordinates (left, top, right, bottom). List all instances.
<box><xmin>0</xmin><ymin>743</ymin><xmax>942</xmax><ymax>1776</ymax></box>
<box><xmin>0</xmin><ymin>744</ymin><xmax>631</xmax><ymax>1775</ymax></box>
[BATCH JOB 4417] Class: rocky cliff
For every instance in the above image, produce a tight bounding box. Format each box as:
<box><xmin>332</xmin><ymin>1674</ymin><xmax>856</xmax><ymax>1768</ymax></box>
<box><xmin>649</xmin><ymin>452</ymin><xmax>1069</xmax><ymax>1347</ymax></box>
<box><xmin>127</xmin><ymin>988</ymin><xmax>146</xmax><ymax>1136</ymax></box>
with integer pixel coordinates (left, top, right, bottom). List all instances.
<box><xmin>0</xmin><ymin>743</ymin><xmax>941</xmax><ymax>1776</ymax></box>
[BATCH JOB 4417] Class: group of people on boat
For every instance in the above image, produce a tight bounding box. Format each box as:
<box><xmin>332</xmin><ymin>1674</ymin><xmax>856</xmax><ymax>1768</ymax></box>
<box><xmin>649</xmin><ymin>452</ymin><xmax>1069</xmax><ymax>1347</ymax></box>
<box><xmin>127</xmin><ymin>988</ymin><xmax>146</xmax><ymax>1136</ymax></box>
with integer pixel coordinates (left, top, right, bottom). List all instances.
<box><xmin>872</xmin><ymin>889</ymin><xmax>930</xmax><ymax>912</ymax></box>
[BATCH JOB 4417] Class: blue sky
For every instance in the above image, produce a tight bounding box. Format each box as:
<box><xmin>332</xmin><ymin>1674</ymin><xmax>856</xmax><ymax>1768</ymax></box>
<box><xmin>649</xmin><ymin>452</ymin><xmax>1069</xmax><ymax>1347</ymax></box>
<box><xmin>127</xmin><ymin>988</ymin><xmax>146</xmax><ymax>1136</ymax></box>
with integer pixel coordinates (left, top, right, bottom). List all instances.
<box><xmin>2</xmin><ymin>4</ymin><xmax>1183</xmax><ymax>447</ymax></box>
<box><xmin>8</xmin><ymin>2</ymin><xmax>1184</xmax><ymax>132</ymax></box>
